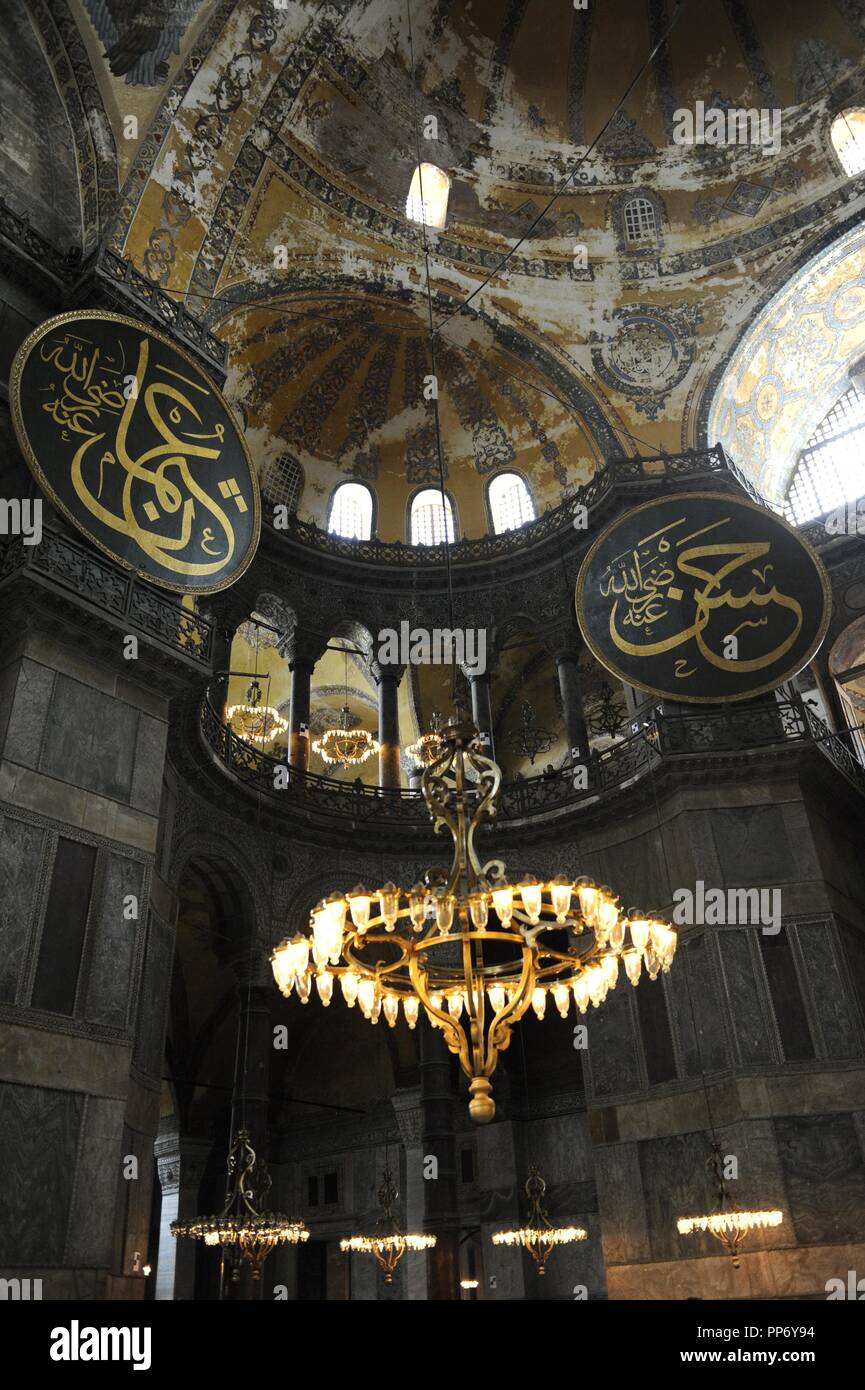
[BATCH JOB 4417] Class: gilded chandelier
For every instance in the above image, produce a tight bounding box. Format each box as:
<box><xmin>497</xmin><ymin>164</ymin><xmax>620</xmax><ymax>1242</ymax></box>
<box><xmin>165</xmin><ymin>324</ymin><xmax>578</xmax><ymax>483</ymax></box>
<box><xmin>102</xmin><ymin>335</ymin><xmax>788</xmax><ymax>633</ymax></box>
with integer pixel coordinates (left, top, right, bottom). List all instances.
<box><xmin>271</xmin><ymin>719</ymin><xmax>678</xmax><ymax>1124</ymax></box>
<box><xmin>227</xmin><ymin>679</ymin><xmax>288</xmax><ymax>747</ymax></box>
<box><xmin>340</xmin><ymin>1168</ymin><xmax>435</xmax><ymax>1283</ymax></box>
<box><xmin>676</xmin><ymin>1142</ymin><xmax>783</xmax><ymax>1268</ymax></box>
<box><xmin>171</xmin><ymin>1130</ymin><xmax>308</xmax><ymax>1280</ymax></box>
<box><xmin>492</xmin><ymin>1166</ymin><xmax>586</xmax><ymax>1275</ymax></box>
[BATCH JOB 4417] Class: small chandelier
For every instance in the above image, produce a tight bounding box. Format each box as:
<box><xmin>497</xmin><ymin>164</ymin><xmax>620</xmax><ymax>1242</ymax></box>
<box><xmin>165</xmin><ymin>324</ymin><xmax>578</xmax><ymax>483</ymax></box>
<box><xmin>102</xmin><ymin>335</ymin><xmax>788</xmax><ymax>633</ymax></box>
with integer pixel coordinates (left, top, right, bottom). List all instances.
<box><xmin>312</xmin><ymin>706</ymin><xmax>380</xmax><ymax>766</ymax></box>
<box><xmin>406</xmin><ymin>711</ymin><xmax>444</xmax><ymax>767</ymax></box>
<box><xmin>676</xmin><ymin>1142</ymin><xmax>783</xmax><ymax>1268</ymax></box>
<box><xmin>505</xmin><ymin>700</ymin><xmax>555</xmax><ymax>765</ymax></box>
<box><xmin>227</xmin><ymin>679</ymin><xmax>288</xmax><ymax>747</ymax></box>
<box><xmin>272</xmin><ymin>718</ymin><xmax>678</xmax><ymax>1124</ymax></box>
<box><xmin>171</xmin><ymin>1129</ymin><xmax>308</xmax><ymax>1282</ymax></box>
<box><xmin>312</xmin><ymin>649</ymin><xmax>380</xmax><ymax>767</ymax></box>
<box><xmin>340</xmin><ymin>1167</ymin><xmax>435</xmax><ymax>1283</ymax></box>
<box><xmin>492</xmin><ymin>1166</ymin><xmax>586</xmax><ymax>1276</ymax></box>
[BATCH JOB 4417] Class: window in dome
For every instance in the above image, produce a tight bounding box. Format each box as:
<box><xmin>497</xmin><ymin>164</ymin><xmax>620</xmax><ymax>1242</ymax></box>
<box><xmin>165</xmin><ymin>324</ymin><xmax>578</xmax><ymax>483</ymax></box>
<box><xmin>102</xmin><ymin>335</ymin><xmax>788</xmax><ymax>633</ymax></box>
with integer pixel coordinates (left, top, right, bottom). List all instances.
<box><xmin>406</xmin><ymin>163</ymin><xmax>451</xmax><ymax>229</ymax></box>
<box><xmin>261</xmin><ymin>452</ymin><xmax>303</xmax><ymax>515</ymax></box>
<box><xmin>784</xmin><ymin>384</ymin><xmax>865</xmax><ymax>525</ymax></box>
<box><xmin>328</xmin><ymin>482</ymin><xmax>374</xmax><ymax>540</ymax></box>
<box><xmin>623</xmin><ymin>196</ymin><xmax>657</xmax><ymax>245</ymax></box>
<box><xmin>831</xmin><ymin>110</ymin><xmax>865</xmax><ymax>176</ymax></box>
<box><xmin>410</xmin><ymin>489</ymin><xmax>455</xmax><ymax>546</ymax></box>
<box><xmin>488</xmin><ymin>472</ymin><xmax>535</xmax><ymax>534</ymax></box>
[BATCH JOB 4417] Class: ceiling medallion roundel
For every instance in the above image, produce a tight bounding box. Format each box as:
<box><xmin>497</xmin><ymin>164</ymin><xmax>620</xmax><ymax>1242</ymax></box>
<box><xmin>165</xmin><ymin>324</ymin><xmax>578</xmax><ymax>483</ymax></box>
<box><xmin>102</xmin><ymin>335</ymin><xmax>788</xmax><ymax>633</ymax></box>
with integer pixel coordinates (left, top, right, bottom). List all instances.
<box><xmin>575</xmin><ymin>492</ymin><xmax>831</xmax><ymax>704</ymax></box>
<box><xmin>590</xmin><ymin>305</ymin><xmax>702</xmax><ymax>420</ymax></box>
<box><xmin>11</xmin><ymin>311</ymin><xmax>261</xmax><ymax>595</ymax></box>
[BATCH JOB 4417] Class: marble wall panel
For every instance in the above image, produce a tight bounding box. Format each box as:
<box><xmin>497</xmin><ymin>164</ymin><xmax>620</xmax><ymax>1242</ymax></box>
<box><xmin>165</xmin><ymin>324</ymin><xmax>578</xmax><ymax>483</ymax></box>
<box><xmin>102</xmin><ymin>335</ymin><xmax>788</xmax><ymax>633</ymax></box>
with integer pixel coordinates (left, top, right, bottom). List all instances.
<box><xmin>83</xmin><ymin>854</ymin><xmax>146</xmax><ymax>1030</ymax></box>
<box><xmin>711</xmin><ymin>805</ymin><xmax>796</xmax><ymax>884</ymax></box>
<box><xmin>796</xmin><ymin>922</ymin><xmax>861</xmax><ymax>1060</ymax></box>
<box><xmin>0</xmin><ymin>1081</ymin><xmax>83</xmax><ymax>1264</ymax></box>
<box><xmin>583</xmin><ymin>980</ymin><xmax>640</xmax><ymax>1098</ymax></box>
<box><xmin>0</xmin><ymin>815</ymin><xmax>45</xmax><ymax>1002</ymax></box>
<box><xmin>41</xmin><ymin>675</ymin><xmax>138</xmax><ymax>804</ymax></box>
<box><xmin>775</xmin><ymin>1112</ymin><xmax>865</xmax><ymax>1245</ymax></box>
<box><xmin>718</xmin><ymin>929</ymin><xmax>775</xmax><ymax>1065</ymax></box>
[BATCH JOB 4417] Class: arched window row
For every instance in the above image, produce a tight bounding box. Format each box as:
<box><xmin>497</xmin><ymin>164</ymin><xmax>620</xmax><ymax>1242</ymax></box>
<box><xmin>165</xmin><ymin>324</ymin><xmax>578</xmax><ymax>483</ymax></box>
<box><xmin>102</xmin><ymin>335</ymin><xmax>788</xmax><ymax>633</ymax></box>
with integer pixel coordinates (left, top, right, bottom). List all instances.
<box><xmin>785</xmin><ymin>383</ymin><xmax>865</xmax><ymax>526</ymax></box>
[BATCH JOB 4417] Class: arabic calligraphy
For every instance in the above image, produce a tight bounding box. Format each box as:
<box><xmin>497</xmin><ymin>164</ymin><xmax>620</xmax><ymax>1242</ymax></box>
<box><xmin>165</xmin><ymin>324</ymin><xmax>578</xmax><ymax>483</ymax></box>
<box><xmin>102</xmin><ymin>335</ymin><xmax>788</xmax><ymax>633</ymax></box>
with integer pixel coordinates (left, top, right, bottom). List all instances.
<box><xmin>11</xmin><ymin>312</ymin><xmax>260</xmax><ymax>595</ymax></box>
<box><xmin>576</xmin><ymin>493</ymin><xmax>829</xmax><ymax>704</ymax></box>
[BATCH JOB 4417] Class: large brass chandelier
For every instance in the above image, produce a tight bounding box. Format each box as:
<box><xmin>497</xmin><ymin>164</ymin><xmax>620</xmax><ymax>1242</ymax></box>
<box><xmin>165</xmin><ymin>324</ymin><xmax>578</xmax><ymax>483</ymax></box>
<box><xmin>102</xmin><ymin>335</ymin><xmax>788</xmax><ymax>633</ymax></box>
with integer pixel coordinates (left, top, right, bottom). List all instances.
<box><xmin>340</xmin><ymin>1167</ymin><xmax>435</xmax><ymax>1283</ymax></box>
<box><xmin>171</xmin><ymin>1130</ymin><xmax>308</xmax><ymax>1282</ymax></box>
<box><xmin>227</xmin><ymin>679</ymin><xmax>288</xmax><ymax>747</ymax></box>
<box><xmin>272</xmin><ymin>718</ymin><xmax>678</xmax><ymax>1124</ymax></box>
<box><xmin>312</xmin><ymin>649</ymin><xmax>380</xmax><ymax>767</ymax></box>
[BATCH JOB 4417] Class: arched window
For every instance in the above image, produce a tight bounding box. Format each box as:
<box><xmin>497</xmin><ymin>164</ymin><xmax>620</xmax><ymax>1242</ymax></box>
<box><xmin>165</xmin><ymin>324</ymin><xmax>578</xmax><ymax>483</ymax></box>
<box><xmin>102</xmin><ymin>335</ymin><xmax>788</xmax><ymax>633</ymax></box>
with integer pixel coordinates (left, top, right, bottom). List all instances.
<box><xmin>410</xmin><ymin>489</ymin><xmax>455</xmax><ymax>546</ymax></box>
<box><xmin>784</xmin><ymin>384</ymin><xmax>865</xmax><ymax>524</ymax></box>
<box><xmin>328</xmin><ymin>482</ymin><xmax>373</xmax><ymax>540</ymax></box>
<box><xmin>406</xmin><ymin>163</ymin><xmax>451</xmax><ymax>229</ymax></box>
<box><xmin>623</xmin><ymin>195</ymin><xmax>657</xmax><ymax>245</ymax></box>
<box><xmin>831</xmin><ymin>109</ymin><xmax>865</xmax><ymax>176</ymax></box>
<box><xmin>488</xmin><ymin>472</ymin><xmax>535</xmax><ymax>534</ymax></box>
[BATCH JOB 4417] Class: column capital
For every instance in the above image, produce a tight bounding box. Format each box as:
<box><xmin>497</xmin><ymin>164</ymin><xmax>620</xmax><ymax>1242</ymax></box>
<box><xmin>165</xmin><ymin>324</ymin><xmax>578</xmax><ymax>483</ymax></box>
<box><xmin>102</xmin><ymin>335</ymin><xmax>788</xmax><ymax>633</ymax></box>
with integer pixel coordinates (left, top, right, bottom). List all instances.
<box><xmin>370</xmin><ymin>659</ymin><xmax>405</xmax><ymax>686</ymax></box>
<box><xmin>282</xmin><ymin>628</ymin><xmax>326</xmax><ymax>670</ymax></box>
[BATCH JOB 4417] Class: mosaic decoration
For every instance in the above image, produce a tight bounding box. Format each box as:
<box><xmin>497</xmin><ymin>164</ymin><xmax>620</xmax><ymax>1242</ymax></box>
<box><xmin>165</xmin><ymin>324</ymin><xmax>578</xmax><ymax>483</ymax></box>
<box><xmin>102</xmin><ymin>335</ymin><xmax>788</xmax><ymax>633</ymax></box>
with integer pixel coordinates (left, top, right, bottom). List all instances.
<box><xmin>83</xmin><ymin>0</ymin><xmax>205</xmax><ymax>86</ymax></box>
<box><xmin>708</xmin><ymin>221</ymin><xmax>865</xmax><ymax>498</ymax></box>
<box><xmin>591</xmin><ymin>305</ymin><xmax>702</xmax><ymax>420</ymax></box>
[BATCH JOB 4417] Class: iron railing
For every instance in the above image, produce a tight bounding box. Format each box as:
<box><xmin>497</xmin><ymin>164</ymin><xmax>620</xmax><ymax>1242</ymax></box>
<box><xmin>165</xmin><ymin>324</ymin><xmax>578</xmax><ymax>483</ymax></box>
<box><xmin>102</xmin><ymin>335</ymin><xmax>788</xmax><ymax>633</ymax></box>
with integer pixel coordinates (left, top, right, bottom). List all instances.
<box><xmin>201</xmin><ymin>693</ymin><xmax>865</xmax><ymax>826</ymax></box>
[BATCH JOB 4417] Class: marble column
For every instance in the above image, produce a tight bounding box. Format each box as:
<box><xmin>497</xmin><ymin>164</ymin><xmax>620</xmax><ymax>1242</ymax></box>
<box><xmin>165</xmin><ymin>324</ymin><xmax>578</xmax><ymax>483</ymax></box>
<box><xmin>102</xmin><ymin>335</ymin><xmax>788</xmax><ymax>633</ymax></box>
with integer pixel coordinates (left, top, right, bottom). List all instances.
<box><xmin>223</xmin><ymin>956</ymin><xmax>274</xmax><ymax>1301</ymax></box>
<box><xmin>154</xmin><ymin>1128</ymin><xmax>211</xmax><ymax>1301</ymax></box>
<box><xmin>555</xmin><ymin>650</ymin><xmax>589</xmax><ymax>760</ymax></box>
<box><xmin>375</xmin><ymin>665</ymin><xmax>403</xmax><ymax>790</ymax></box>
<box><xmin>288</xmin><ymin>657</ymin><xmax>313</xmax><ymax>773</ymax></box>
<box><xmin>419</xmin><ymin>1020</ymin><xmax>460</xmax><ymax>1299</ymax></box>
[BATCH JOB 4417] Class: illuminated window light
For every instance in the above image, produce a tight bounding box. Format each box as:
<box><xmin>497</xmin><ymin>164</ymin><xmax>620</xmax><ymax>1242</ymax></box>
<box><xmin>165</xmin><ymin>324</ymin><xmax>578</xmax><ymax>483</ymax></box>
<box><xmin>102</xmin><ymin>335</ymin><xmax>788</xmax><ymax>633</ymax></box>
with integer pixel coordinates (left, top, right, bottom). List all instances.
<box><xmin>406</xmin><ymin>163</ymin><xmax>451</xmax><ymax>230</ymax></box>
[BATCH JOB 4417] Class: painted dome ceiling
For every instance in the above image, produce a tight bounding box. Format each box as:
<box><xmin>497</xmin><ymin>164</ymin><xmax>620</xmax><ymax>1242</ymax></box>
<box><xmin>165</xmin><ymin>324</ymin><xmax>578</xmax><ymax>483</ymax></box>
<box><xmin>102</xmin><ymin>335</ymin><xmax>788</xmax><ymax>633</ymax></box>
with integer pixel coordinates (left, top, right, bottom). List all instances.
<box><xmin>17</xmin><ymin>0</ymin><xmax>865</xmax><ymax>525</ymax></box>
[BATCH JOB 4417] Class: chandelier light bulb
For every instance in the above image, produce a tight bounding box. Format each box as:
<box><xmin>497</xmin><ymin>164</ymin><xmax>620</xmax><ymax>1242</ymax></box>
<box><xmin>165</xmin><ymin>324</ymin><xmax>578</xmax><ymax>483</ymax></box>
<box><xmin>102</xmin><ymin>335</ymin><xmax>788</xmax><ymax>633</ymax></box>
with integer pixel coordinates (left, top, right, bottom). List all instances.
<box><xmin>403</xmin><ymin>996</ymin><xmax>419</xmax><ymax>1028</ymax></box>
<box><xmin>447</xmin><ymin>991</ymin><xmax>464</xmax><ymax>1020</ymax></box>
<box><xmin>573</xmin><ymin>975</ymin><xmax>590</xmax><ymax>1013</ymax></box>
<box><xmin>651</xmin><ymin>922</ymin><xmax>677</xmax><ymax>968</ymax></box>
<box><xmin>379</xmin><ymin>883</ymin><xmax>400</xmax><ymax>931</ymax></box>
<box><xmin>409</xmin><ymin>884</ymin><xmax>428</xmax><ymax>931</ymax></box>
<box><xmin>628</xmin><ymin>914</ymin><xmax>651</xmax><ymax>954</ymax></box>
<box><xmin>601</xmin><ymin>954</ymin><xmax>619</xmax><ymax>988</ymax></box>
<box><xmin>520</xmin><ymin>875</ymin><xmax>543</xmax><ymax>924</ymax></box>
<box><xmin>469</xmin><ymin>892</ymin><xmax>489</xmax><ymax>928</ymax></box>
<box><xmin>357</xmin><ymin>978</ymin><xmax>377</xmax><ymax>1018</ymax></box>
<box><xmin>340</xmin><ymin>971</ymin><xmax>359</xmax><ymax>1007</ymax></box>
<box><xmin>531</xmin><ymin>986</ymin><xmax>546</xmax><ymax>1020</ymax></box>
<box><xmin>347</xmin><ymin>886</ymin><xmax>372</xmax><ymax>932</ymax></box>
<box><xmin>552</xmin><ymin>982</ymin><xmax>571</xmax><ymax>1018</ymax></box>
<box><xmin>316</xmin><ymin>970</ymin><xmax>334</xmax><ymax>1006</ymax></box>
<box><xmin>610</xmin><ymin>917</ymin><xmax>626</xmax><ymax>951</ymax></box>
<box><xmin>550</xmin><ymin>878</ymin><xmax>572</xmax><ymax>922</ymax></box>
<box><xmin>488</xmin><ymin>983</ymin><xmax>506</xmax><ymax>1013</ymax></box>
<box><xmin>492</xmin><ymin>883</ymin><xmax>514</xmax><ymax>925</ymax></box>
<box><xmin>576</xmin><ymin>877</ymin><xmax>599</xmax><ymax>928</ymax></box>
<box><xmin>295</xmin><ymin>970</ymin><xmax>312</xmax><ymax>1004</ymax></box>
<box><xmin>623</xmin><ymin>949</ymin><xmax>642</xmax><ymax>986</ymax></box>
<box><xmin>434</xmin><ymin>890</ymin><xmax>455</xmax><ymax>933</ymax></box>
<box><xmin>369</xmin><ymin>994</ymin><xmax>382</xmax><ymax>1024</ymax></box>
<box><xmin>382</xmin><ymin>993</ymin><xmax>400</xmax><ymax>1027</ymax></box>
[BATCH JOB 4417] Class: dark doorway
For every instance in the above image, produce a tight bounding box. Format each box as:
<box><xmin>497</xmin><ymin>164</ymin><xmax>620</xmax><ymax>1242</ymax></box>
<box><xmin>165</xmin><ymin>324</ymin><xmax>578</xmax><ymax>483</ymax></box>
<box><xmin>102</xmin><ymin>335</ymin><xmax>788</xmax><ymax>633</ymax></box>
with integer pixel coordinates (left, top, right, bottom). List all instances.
<box><xmin>297</xmin><ymin>1239</ymin><xmax>327</xmax><ymax>1299</ymax></box>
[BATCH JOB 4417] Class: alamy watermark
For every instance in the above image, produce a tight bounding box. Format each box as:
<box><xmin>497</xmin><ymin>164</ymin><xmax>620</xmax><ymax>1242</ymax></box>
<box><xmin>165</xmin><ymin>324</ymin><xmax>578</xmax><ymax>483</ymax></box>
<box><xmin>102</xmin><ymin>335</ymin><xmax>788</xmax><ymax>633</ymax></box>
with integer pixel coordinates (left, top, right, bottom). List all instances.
<box><xmin>673</xmin><ymin>101</ymin><xmax>781</xmax><ymax>156</ymax></box>
<box><xmin>377</xmin><ymin>621</ymin><xmax>486</xmax><ymax>675</ymax></box>
<box><xmin>0</xmin><ymin>498</ymin><xmax>41</xmax><ymax>546</ymax></box>
<box><xmin>672</xmin><ymin>881</ymin><xmax>781</xmax><ymax>934</ymax></box>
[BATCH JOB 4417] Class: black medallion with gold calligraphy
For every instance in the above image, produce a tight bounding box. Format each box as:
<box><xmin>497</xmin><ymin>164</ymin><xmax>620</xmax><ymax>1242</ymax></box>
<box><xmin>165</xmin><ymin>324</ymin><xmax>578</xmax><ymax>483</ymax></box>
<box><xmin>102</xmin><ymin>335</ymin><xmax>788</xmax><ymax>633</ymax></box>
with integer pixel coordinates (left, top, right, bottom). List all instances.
<box><xmin>575</xmin><ymin>492</ymin><xmax>830</xmax><ymax>703</ymax></box>
<box><xmin>10</xmin><ymin>311</ymin><xmax>260</xmax><ymax>595</ymax></box>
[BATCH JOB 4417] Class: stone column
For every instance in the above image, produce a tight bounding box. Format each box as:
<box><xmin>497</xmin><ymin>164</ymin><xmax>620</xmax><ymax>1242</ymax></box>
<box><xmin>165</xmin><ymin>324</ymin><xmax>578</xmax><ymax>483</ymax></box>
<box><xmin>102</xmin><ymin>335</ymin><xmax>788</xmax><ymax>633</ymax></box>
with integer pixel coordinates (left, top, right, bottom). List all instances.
<box><xmin>554</xmin><ymin>650</ymin><xmax>590</xmax><ymax>760</ymax></box>
<box><xmin>419</xmin><ymin>1020</ymin><xmax>460</xmax><ymax>1299</ymax></box>
<box><xmin>154</xmin><ymin>1128</ymin><xmax>211</xmax><ymax>1300</ymax></box>
<box><xmin>391</xmin><ymin>1087</ymin><xmax>428</xmax><ymax>1301</ymax></box>
<box><xmin>202</xmin><ymin>593</ymin><xmax>249</xmax><ymax>724</ymax></box>
<box><xmin>374</xmin><ymin>664</ymin><xmax>403</xmax><ymax>790</ymax></box>
<box><xmin>287</xmin><ymin>658</ymin><xmax>313</xmax><ymax>772</ymax></box>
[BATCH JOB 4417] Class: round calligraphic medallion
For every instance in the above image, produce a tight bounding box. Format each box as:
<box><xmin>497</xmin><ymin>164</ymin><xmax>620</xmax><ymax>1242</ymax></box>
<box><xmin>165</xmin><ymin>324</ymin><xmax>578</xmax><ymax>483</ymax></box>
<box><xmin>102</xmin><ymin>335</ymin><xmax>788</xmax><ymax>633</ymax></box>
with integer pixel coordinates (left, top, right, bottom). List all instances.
<box><xmin>575</xmin><ymin>492</ymin><xmax>830</xmax><ymax>703</ymax></box>
<box><xmin>10</xmin><ymin>311</ymin><xmax>260</xmax><ymax>595</ymax></box>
